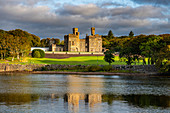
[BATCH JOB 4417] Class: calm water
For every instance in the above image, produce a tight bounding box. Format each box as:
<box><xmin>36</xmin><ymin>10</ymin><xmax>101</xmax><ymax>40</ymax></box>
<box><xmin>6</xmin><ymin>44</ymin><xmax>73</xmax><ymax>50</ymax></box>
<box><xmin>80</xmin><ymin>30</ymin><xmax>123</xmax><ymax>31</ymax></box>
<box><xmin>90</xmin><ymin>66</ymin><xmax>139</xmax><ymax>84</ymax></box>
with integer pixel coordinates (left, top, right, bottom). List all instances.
<box><xmin>0</xmin><ymin>74</ymin><xmax>169</xmax><ymax>113</ymax></box>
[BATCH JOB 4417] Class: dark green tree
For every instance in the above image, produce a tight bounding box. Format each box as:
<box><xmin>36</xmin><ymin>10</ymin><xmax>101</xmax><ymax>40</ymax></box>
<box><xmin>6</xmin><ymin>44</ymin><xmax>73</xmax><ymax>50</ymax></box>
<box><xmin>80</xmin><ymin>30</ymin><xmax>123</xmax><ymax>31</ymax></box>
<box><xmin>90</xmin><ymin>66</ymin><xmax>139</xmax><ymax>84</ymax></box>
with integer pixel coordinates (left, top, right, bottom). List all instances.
<box><xmin>107</xmin><ymin>30</ymin><xmax>114</xmax><ymax>40</ymax></box>
<box><xmin>129</xmin><ymin>31</ymin><xmax>134</xmax><ymax>38</ymax></box>
<box><xmin>104</xmin><ymin>50</ymin><xmax>115</xmax><ymax>65</ymax></box>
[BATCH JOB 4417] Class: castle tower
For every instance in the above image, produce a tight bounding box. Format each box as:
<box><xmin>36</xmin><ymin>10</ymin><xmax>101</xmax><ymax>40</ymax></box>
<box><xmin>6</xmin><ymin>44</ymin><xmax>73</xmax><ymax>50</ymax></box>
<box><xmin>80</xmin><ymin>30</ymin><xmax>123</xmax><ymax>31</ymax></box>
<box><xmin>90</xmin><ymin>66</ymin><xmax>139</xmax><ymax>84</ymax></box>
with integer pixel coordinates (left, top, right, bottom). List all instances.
<box><xmin>73</xmin><ymin>28</ymin><xmax>78</xmax><ymax>35</ymax></box>
<box><xmin>91</xmin><ymin>27</ymin><xmax>95</xmax><ymax>36</ymax></box>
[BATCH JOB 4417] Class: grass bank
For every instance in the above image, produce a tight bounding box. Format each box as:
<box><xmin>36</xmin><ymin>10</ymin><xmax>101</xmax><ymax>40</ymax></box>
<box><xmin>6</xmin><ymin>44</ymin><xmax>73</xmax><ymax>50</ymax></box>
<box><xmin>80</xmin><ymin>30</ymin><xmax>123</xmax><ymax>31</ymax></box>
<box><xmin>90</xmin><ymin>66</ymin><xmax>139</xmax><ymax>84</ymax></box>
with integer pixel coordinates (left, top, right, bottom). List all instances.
<box><xmin>0</xmin><ymin>56</ymin><xmax>145</xmax><ymax>65</ymax></box>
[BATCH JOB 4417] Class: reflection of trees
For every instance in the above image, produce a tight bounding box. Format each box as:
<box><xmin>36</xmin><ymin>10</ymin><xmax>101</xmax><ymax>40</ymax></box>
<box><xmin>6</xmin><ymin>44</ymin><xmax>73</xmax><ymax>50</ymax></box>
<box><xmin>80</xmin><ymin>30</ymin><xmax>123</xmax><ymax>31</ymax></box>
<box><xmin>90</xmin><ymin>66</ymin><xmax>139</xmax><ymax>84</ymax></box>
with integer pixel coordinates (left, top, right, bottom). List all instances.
<box><xmin>102</xmin><ymin>94</ymin><xmax>170</xmax><ymax>108</ymax></box>
<box><xmin>102</xmin><ymin>95</ymin><xmax>123</xmax><ymax>105</ymax></box>
<box><xmin>123</xmin><ymin>94</ymin><xmax>170</xmax><ymax>108</ymax></box>
<box><xmin>0</xmin><ymin>74</ymin><xmax>40</xmax><ymax>105</ymax></box>
<box><xmin>0</xmin><ymin>93</ymin><xmax>39</xmax><ymax>105</ymax></box>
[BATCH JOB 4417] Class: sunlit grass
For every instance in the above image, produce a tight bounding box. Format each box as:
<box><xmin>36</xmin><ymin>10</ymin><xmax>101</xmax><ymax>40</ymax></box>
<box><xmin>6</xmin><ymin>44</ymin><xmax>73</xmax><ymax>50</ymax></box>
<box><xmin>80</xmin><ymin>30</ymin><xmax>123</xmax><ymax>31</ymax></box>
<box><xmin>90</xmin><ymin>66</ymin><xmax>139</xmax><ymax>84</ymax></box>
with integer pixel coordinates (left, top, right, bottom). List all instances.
<box><xmin>0</xmin><ymin>56</ymin><xmax>145</xmax><ymax>65</ymax></box>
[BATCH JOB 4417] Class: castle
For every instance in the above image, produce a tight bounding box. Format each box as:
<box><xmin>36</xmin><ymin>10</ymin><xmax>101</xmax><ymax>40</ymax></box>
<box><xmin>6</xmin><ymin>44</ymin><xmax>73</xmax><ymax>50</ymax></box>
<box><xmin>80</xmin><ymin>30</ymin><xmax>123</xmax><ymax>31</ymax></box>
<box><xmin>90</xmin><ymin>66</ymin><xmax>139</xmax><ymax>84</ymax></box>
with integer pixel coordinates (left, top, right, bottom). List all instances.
<box><xmin>51</xmin><ymin>27</ymin><xmax>102</xmax><ymax>52</ymax></box>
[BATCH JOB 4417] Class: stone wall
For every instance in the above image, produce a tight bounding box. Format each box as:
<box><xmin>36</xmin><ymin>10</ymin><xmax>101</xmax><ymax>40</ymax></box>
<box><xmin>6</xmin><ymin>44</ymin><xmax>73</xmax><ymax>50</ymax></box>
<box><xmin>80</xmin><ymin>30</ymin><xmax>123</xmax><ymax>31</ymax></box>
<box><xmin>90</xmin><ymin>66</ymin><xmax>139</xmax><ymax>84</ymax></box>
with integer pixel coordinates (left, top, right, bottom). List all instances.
<box><xmin>45</xmin><ymin>52</ymin><xmax>104</xmax><ymax>59</ymax></box>
<box><xmin>37</xmin><ymin>64</ymin><xmax>158</xmax><ymax>73</ymax></box>
<box><xmin>0</xmin><ymin>63</ymin><xmax>158</xmax><ymax>73</ymax></box>
<box><xmin>111</xmin><ymin>65</ymin><xmax>158</xmax><ymax>73</ymax></box>
<box><xmin>0</xmin><ymin>64</ymin><xmax>45</xmax><ymax>72</ymax></box>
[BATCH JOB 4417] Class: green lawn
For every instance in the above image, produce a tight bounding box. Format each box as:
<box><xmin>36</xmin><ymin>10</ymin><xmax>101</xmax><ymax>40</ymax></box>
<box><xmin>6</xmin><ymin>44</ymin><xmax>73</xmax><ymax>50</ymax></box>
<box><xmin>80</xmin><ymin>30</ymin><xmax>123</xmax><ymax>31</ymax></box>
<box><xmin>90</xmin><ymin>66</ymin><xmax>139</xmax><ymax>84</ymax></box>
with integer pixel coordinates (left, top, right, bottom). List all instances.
<box><xmin>0</xmin><ymin>56</ymin><xmax>144</xmax><ymax>65</ymax></box>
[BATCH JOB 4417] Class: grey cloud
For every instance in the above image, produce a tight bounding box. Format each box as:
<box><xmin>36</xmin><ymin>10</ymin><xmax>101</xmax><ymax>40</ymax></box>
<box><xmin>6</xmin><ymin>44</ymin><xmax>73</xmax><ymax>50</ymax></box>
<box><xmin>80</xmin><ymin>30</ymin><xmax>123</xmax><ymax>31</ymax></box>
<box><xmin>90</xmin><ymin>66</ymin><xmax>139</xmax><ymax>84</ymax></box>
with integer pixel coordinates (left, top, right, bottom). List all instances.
<box><xmin>0</xmin><ymin>2</ymin><xmax>169</xmax><ymax>39</ymax></box>
<box><xmin>57</xmin><ymin>4</ymin><xmax>102</xmax><ymax>17</ymax></box>
<box><xmin>131</xmin><ymin>0</ymin><xmax>170</xmax><ymax>6</ymax></box>
<box><xmin>0</xmin><ymin>0</ymin><xmax>48</xmax><ymax>6</ymax></box>
<box><xmin>110</xmin><ymin>5</ymin><xmax>166</xmax><ymax>19</ymax></box>
<box><xmin>100</xmin><ymin>2</ymin><xmax>126</xmax><ymax>7</ymax></box>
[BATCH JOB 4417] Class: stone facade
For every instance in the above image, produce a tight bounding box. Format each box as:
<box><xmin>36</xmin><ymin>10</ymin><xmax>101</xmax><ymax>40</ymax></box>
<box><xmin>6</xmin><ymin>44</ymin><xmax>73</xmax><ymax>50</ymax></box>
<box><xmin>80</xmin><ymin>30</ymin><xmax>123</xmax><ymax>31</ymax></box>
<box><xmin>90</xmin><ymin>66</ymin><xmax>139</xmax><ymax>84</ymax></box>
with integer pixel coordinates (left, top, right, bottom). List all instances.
<box><xmin>64</xmin><ymin>27</ymin><xmax>102</xmax><ymax>52</ymax></box>
<box><xmin>49</xmin><ymin>44</ymin><xmax>64</xmax><ymax>52</ymax></box>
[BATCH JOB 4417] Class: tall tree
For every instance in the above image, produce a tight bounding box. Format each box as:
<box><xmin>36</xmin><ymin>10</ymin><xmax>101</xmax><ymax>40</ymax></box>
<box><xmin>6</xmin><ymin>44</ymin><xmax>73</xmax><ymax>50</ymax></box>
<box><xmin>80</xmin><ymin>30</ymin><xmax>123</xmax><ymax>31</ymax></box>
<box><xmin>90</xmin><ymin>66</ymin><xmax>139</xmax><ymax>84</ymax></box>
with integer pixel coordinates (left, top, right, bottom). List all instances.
<box><xmin>107</xmin><ymin>30</ymin><xmax>114</xmax><ymax>40</ymax></box>
<box><xmin>104</xmin><ymin>50</ymin><xmax>115</xmax><ymax>65</ymax></box>
<box><xmin>129</xmin><ymin>31</ymin><xmax>134</xmax><ymax>38</ymax></box>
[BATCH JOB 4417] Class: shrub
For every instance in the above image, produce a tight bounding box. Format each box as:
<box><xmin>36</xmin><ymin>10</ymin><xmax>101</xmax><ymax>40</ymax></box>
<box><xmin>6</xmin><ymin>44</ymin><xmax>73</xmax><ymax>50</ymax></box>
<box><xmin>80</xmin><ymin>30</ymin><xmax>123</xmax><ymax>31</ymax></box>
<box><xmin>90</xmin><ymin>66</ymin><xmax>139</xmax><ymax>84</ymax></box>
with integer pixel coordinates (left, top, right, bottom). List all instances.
<box><xmin>102</xmin><ymin>65</ymin><xmax>113</xmax><ymax>72</ymax></box>
<box><xmin>86</xmin><ymin>65</ymin><xmax>102</xmax><ymax>72</ymax></box>
<box><xmin>33</xmin><ymin>51</ymin><xmax>41</xmax><ymax>58</ymax></box>
<box><xmin>32</xmin><ymin>49</ymin><xmax>45</xmax><ymax>58</ymax></box>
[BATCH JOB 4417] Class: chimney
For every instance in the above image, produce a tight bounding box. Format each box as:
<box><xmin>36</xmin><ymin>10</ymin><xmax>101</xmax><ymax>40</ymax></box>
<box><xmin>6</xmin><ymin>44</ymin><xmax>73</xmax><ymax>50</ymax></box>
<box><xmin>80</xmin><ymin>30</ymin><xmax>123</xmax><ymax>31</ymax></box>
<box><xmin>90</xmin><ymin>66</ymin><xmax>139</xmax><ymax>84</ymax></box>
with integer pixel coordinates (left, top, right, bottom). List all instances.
<box><xmin>91</xmin><ymin>27</ymin><xmax>95</xmax><ymax>36</ymax></box>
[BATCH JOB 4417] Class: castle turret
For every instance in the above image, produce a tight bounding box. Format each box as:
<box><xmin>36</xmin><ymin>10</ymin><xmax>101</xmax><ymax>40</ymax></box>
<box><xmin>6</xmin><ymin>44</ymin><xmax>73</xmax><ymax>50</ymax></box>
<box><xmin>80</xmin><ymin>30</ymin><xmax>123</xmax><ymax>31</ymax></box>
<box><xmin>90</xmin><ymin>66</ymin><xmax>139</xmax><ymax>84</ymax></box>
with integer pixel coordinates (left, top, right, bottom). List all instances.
<box><xmin>73</xmin><ymin>28</ymin><xmax>78</xmax><ymax>35</ymax></box>
<box><xmin>91</xmin><ymin>27</ymin><xmax>95</xmax><ymax>36</ymax></box>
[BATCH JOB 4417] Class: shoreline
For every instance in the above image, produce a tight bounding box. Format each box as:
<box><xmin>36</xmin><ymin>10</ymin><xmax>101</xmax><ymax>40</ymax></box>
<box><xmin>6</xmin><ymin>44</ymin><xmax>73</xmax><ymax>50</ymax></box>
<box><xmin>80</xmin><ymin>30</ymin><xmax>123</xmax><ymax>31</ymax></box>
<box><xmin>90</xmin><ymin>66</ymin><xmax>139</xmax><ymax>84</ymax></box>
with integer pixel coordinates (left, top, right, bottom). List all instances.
<box><xmin>0</xmin><ymin>71</ymin><xmax>169</xmax><ymax>76</ymax></box>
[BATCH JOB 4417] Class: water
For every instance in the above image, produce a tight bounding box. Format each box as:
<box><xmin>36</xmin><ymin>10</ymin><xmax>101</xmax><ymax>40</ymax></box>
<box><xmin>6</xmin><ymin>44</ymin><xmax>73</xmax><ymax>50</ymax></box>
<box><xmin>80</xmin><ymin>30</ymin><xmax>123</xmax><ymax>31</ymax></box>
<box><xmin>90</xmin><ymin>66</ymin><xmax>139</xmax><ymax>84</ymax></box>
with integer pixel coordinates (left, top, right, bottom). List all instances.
<box><xmin>0</xmin><ymin>73</ymin><xmax>169</xmax><ymax>113</ymax></box>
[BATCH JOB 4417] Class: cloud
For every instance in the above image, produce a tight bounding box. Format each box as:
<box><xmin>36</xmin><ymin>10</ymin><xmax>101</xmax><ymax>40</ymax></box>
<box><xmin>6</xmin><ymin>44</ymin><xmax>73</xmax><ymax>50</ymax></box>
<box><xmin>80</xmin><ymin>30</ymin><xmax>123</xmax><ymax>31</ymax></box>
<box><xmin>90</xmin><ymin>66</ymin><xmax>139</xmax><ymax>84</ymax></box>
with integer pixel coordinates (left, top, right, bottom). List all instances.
<box><xmin>0</xmin><ymin>0</ymin><xmax>48</xmax><ymax>6</ymax></box>
<box><xmin>100</xmin><ymin>2</ymin><xmax>126</xmax><ymax>7</ymax></box>
<box><xmin>57</xmin><ymin>4</ymin><xmax>102</xmax><ymax>17</ymax></box>
<box><xmin>0</xmin><ymin>1</ymin><xmax>169</xmax><ymax>39</ymax></box>
<box><xmin>110</xmin><ymin>5</ymin><xmax>166</xmax><ymax>19</ymax></box>
<box><xmin>131</xmin><ymin>0</ymin><xmax>170</xmax><ymax>6</ymax></box>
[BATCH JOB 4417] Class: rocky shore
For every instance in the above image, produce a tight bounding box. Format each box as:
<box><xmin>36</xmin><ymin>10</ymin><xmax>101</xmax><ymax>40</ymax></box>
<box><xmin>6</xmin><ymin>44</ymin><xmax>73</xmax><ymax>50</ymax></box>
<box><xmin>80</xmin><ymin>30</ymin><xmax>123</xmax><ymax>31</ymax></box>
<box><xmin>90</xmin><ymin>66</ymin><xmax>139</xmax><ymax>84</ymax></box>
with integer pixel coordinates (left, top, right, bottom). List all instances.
<box><xmin>0</xmin><ymin>63</ymin><xmax>164</xmax><ymax>76</ymax></box>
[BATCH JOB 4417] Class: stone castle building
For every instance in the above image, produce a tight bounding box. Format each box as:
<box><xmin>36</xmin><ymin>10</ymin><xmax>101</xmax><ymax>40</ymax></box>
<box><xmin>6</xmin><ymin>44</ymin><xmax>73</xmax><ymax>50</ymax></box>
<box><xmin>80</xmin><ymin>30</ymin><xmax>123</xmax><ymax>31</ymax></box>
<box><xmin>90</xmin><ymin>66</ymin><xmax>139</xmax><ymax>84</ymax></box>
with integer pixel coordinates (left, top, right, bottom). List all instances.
<box><xmin>51</xmin><ymin>27</ymin><xmax>102</xmax><ymax>52</ymax></box>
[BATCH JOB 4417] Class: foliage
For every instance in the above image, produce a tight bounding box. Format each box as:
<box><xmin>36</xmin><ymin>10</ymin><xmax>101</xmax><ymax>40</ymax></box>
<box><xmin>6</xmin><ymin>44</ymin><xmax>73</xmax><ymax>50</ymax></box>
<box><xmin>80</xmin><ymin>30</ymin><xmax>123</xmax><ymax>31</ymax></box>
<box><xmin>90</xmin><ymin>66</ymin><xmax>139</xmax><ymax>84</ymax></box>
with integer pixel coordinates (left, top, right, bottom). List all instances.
<box><xmin>7</xmin><ymin>29</ymin><xmax>41</xmax><ymax>47</ymax></box>
<box><xmin>85</xmin><ymin>65</ymin><xmax>102</xmax><ymax>72</ymax></box>
<box><xmin>129</xmin><ymin>31</ymin><xmax>134</xmax><ymax>38</ymax></box>
<box><xmin>104</xmin><ymin>50</ymin><xmax>115</xmax><ymax>65</ymax></box>
<box><xmin>102</xmin><ymin>37</ymin><xmax>110</xmax><ymax>48</ymax></box>
<box><xmin>0</xmin><ymin>30</ymin><xmax>31</xmax><ymax>61</ymax></box>
<box><xmin>140</xmin><ymin>35</ymin><xmax>166</xmax><ymax>65</ymax></box>
<box><xmin>107</xmin><ymin>30</ymin><xmax>114</xmax><ymax>40</ymax></box>
<box><xmin>33</xmin><ymin>51</ymin><xmax>41</xmax><ymax>58</ymax></box>
<box><xmin>102</xmin><ymin>65</ymin><xmax>113</xmax><ymax>71</ymax></box>
<box><xmin>60</xmin><ymin>40</ymin><xmax>64</xmax><ymax>45</ymax></box>
<box><xmin>40</xmin><ymin>38</ymin><xmax>61</xmax><ymax>47</ymax></box>
<box><xmin>32</xmin><ymin>49</ymin><xmax>45</xmax><ymax>58</ymax></box>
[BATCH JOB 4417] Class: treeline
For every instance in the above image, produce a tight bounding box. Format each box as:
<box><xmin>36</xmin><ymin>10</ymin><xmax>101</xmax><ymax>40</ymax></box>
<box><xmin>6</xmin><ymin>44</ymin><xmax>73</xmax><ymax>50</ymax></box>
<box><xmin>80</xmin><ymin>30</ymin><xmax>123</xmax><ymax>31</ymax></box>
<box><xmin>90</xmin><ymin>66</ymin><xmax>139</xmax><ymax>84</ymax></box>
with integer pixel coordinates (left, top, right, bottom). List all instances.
<box><xmin>103</xmin><ymin>30</ymin><xmax>170</xmax><ymax>72</ymax></box>
<box><xmin>0</xmin><ymin>29</ymin><xmax>62</xmax><ymax>61</ymax></box>
<box><xmin>40</xmin><ymin>38</ymin><xmax>64</xmax><ymax>47</ymax></box>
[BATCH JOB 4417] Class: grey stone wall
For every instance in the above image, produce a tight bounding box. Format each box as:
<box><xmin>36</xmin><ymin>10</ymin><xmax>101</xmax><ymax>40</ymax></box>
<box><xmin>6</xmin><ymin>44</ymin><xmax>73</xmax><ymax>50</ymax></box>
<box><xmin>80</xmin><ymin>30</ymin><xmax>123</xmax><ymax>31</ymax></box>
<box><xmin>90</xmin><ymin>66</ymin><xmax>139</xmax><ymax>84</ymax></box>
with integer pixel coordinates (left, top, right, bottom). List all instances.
<box><xmin>38</xmin><ymin>64</ymin><xmax>158</xmax><ymax>73</ymax></box>
<box><xmin>0</xmin><ymin>64</ymin><xmax>45</xmax><ymax>72</ymax></box>
<box><xmin>111</xmin><ymin>65</ymin><xmax>158</xmax><ymax>73</ymax></box>
<box><xmin>0</xmin><ymin>63</ymin><xmax>158</xmax><ymax>73</ymax></box>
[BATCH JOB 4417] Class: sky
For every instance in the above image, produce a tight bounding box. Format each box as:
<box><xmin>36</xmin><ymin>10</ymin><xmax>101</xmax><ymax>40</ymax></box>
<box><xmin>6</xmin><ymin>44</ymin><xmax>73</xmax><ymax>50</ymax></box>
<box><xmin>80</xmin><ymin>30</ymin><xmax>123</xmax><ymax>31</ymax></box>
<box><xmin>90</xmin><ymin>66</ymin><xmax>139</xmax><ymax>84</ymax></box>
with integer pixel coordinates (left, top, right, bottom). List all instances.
<box><xmin>0</xmin><ymin>0</ymin><xmax>169</xmax><ymax>39</ymax></box>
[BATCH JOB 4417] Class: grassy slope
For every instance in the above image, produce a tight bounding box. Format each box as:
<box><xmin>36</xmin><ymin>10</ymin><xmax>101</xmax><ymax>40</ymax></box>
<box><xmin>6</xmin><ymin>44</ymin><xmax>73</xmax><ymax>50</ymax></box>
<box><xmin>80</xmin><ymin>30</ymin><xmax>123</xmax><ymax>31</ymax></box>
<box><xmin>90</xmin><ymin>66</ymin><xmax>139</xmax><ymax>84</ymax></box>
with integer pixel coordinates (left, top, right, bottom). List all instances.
<box><xmin>0</xmin><ymin>56</ymin><xmax>144</xmax><ymax>65</ymax></box>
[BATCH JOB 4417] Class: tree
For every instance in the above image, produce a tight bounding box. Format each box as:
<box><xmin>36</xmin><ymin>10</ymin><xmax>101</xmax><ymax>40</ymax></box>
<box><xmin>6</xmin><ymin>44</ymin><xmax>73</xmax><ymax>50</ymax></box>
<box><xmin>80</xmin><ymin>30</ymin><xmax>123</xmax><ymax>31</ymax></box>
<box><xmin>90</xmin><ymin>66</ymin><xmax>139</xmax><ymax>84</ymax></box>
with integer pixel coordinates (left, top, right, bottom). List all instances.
<box><xmin>60</xmin><ymin>40</ymin><xmax>64</xmax><ymax>45</ymax></box>
<box><xmin>8</xmin><ymin>29</ymin><xmax>41</xmax><ymax>47</ymax></box>
<box><xmin>129</xmin><ymin>31</ymin><xmax>134</xmax><ymax>38</ymax></box>
<box><xmin>119</xmin><ymin>45</ymin><xmax>134</xmax><ymax>65</ymax></box>
<box><xmin>102</xmin><ymin>37</ymin><xmax>110</xmax><ymax>49</ymax></box>
<box><xmin>140</xmin><ymin>35</ymin><xmax>166</xmax><ymax>65</ymax></box>
<box><xmin>0</xmin><ymin>30</ymin><xmax>8</xmax><ymax>60</ymax></box>
<box><xmin>104</xmin><ymin>50</ymin><xmax>115</xmax><ymax>65</ymax></box>
<box><xmin>107</xmin><ymin>30</ymin><xmax>114</xmax><ymax>40</ymax></box>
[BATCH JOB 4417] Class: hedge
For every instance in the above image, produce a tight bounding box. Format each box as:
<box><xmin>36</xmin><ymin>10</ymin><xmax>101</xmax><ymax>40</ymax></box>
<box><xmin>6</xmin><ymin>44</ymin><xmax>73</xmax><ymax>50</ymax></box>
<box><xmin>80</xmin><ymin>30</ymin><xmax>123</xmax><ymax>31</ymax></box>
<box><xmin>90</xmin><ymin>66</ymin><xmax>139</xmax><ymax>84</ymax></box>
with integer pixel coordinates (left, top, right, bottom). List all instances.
<box><xmin>32</xmin><ymin>49</ymin><xmax>45</xmax><ymax>58</ymax></box>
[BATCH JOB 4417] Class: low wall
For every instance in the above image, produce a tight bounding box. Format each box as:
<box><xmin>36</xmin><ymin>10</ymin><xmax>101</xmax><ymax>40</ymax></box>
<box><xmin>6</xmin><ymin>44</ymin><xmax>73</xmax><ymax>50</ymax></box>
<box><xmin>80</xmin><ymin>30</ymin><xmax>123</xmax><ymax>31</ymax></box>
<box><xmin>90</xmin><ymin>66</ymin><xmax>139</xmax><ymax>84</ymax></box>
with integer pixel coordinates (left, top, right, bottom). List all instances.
<box><xmin>111</xmin><ymin>65</ymin><xmax>158</xmax><ymax>73</ymax></box>
<box><xmin>0</xmin><ymin>64</ymin><xmax>45</xmax><ymax>72</ymax></box>
<box><xmin>0</xmin><ymin>64</ymin><xmax>158</xmax><ymax>73</ymax></box>
<box><xmin>45</xmin><ymin>52</ymin><xmax>104</xmax><ymax>59</ymax></box>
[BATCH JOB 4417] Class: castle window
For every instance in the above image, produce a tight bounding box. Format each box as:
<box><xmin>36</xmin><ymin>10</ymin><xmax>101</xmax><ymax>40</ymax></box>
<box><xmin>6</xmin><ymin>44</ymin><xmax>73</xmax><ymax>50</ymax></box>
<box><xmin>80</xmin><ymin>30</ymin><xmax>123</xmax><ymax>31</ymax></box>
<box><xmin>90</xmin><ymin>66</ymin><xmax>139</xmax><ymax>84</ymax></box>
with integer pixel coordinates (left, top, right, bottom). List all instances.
<box><xmin>72</xmin><ymin>41</ymin><xmax>74</xmax><ymax>45</ymax></box>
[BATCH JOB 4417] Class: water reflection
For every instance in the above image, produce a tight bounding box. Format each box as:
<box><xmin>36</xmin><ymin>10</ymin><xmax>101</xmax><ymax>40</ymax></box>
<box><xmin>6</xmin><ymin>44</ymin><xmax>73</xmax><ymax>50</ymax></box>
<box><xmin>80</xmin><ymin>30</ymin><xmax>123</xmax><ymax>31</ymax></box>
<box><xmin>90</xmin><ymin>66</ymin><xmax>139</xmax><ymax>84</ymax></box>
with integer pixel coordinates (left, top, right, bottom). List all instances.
<box><xmin>0</xmin><ymin>74</ymin><xmax>169</xmax><ymax>113</ymax></box>
<box><xmin>0</xmin><ymin>93</ymin><xmax>39</xmax><ymax>105</ymax></box>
